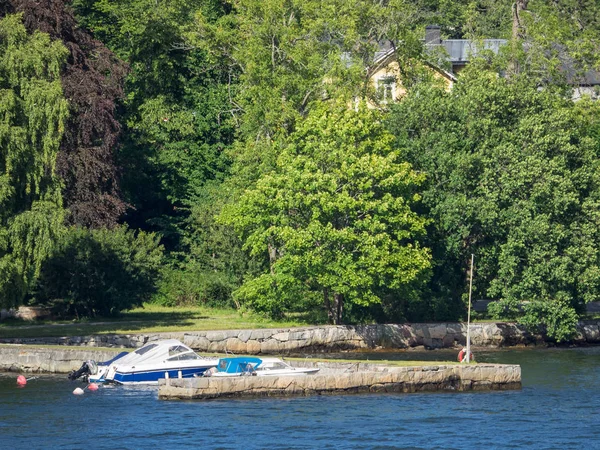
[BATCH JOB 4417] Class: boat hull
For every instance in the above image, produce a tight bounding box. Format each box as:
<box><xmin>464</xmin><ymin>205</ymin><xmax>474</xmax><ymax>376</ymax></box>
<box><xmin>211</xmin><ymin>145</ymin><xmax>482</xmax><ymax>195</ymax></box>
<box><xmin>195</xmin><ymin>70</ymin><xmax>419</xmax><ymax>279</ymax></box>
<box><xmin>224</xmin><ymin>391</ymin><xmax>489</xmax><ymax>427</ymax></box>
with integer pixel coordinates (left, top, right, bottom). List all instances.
<box><xmin>112</xmin><ymin>366</ymin><xmax>214</xmax><ymax>385</ymax></box>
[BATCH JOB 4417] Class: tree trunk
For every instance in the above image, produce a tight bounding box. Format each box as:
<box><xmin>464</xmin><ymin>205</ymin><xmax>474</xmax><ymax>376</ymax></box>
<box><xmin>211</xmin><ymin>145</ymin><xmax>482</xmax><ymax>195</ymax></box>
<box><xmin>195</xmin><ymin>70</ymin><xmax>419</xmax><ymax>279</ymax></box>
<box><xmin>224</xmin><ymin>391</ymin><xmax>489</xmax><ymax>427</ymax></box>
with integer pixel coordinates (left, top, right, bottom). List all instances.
<box><xmin>323</xmin><ymin>288</ymin><xmax>334</xmax><ymax>324</ymax></box>
<box><xmin>512</xmin><ymin>0</ymin><xmax>529</xmax><ymax>41</ymax></box>
<box><xmin>333</xmin><ymin>293</ymin><xmax>344</xmax><ymax>325</ymax></box>
<box><xmin>510</xmin><ymin>0</ymin><xmax>529</xmax><ymax>75</ymax></box>
<box><xmin>268</xmin><ymin>242</ymin><xmax>277</xmax><ymax>274</ymax></box>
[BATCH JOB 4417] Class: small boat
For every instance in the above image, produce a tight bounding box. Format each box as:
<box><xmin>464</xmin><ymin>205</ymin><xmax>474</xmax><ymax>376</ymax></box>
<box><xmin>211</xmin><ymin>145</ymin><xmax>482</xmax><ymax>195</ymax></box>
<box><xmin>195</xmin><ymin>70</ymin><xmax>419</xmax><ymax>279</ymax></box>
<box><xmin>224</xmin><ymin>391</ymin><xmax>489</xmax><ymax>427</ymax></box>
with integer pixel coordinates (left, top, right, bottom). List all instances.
<box><xmin>205</xmin><ymin>356</ymin><xmax>320</xmax><ymax>377</ymax></box>
<box><xmin>69</xmin><ymin>339</ymin><xmax>220</xmax><ymax>385</ymax></box>
<box><xmin>68</xmin><ymin>351</ymin><xmax>129</xmax><ymax>383</ymax></box>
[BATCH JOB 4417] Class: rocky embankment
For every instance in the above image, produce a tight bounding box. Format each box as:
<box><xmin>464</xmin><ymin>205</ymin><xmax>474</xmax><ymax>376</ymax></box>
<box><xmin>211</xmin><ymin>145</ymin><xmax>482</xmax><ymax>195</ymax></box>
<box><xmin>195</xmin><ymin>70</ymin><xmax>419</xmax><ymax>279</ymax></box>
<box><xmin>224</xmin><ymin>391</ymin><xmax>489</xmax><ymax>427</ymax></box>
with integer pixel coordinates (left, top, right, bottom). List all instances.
<box><xmin>2</xmin><ymin>321</ymin><xmax>600</xmax><ymax>354</ymax></box>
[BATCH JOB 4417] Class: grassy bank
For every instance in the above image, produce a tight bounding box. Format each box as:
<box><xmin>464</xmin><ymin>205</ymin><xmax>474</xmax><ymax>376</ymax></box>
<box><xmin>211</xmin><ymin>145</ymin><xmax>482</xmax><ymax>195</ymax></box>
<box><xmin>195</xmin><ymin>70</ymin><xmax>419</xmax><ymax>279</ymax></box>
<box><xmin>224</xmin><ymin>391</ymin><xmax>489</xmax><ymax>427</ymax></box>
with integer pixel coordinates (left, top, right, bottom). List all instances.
<box><xmin>0</xmin><ymin>304</ymin><xmax>315</xmax><ymax>339</ymax></box>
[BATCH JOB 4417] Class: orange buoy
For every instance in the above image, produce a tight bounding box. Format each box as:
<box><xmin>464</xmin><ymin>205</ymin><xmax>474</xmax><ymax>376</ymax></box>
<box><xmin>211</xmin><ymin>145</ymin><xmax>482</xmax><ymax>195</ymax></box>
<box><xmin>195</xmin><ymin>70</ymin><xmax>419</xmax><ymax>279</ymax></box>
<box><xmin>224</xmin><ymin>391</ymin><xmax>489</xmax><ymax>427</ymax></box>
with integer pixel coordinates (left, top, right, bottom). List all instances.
<box><xmin>87</xmin><ymin>383</ymin><xmax>99</xmax><ymax>391</ymax></box>
<box><xmin>458</xmin><ymin>348</ymin><xmax>474</xmax><ymax>363</ymax></box>
<box><xmin>16</xmin><ymin>375</ymin><xmax>27</xmax><ymax>386</ymax></box>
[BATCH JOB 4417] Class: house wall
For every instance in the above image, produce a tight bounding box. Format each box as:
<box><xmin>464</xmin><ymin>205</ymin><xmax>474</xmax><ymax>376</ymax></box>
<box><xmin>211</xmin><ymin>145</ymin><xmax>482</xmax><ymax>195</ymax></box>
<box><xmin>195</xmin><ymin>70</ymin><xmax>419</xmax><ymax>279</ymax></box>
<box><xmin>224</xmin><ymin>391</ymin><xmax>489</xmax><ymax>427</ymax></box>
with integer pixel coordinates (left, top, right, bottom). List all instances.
<box><xmin>368</xmin><ymin>59</ymin><xmax>453</xmax><ymax>108</ymax></box>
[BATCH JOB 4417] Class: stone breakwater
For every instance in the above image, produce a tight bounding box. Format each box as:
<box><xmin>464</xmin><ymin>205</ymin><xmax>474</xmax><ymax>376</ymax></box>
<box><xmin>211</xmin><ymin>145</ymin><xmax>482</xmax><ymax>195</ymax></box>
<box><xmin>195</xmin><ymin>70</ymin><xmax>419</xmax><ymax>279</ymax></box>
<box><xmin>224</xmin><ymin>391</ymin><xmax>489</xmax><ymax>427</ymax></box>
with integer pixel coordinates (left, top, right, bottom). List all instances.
<box><xmin>2</xmin><ymin>320</ymin><xmax>600</xmax><ymax>353</ymax></box>
<box><xmin>0</xmin><ymin>346</ymin><xmax>124</xmax><ymax>373</ymax></box>
<box><xmin>158</xmin><ymin>362</ymin><xmax>522</xmax><ymax>400</ymax></box>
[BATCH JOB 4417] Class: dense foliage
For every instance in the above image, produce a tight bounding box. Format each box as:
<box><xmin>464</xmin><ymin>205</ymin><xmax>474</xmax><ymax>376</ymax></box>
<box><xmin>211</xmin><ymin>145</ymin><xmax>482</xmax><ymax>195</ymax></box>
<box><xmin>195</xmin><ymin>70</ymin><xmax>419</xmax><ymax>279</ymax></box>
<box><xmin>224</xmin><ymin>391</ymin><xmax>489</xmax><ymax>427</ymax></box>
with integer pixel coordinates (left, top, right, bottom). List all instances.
<box><xmin>2</xmin><ymin>0</ymin><xmax>128</xmax><ymax>228</ymax></box>
<box><xmin>0</xmin><ymin>14</ymin><xmax>68</xmax><ymax>307</ymax></box>
<box><xmin>221</xmin><ymin>103</ymin><xmax>431</xmax><ymax>322</ymax></box>
<box><xmin>388</xmin><ymin>70</ymin><xmax>600</xmax><ymax>340</ymax></box>
<box><xmin>34</xmin><ymin>226</ymin><xmax>163</xmax><ymax>318</ymax></box>
<box><xmin>1</xmin><ymin>0</ymin><xmax>600</xmax><ymax>340</ymax></box>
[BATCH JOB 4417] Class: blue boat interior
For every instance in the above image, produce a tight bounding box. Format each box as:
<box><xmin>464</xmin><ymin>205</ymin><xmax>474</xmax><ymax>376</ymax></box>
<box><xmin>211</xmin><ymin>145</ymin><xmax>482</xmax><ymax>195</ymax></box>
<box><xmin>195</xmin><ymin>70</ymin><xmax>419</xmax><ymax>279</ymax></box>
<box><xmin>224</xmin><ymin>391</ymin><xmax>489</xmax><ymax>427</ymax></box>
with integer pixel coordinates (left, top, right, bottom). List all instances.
<box><xmin>217</xmin><ymin>357</ymin><xmax>263</xmax><ymax>374</ymax></box>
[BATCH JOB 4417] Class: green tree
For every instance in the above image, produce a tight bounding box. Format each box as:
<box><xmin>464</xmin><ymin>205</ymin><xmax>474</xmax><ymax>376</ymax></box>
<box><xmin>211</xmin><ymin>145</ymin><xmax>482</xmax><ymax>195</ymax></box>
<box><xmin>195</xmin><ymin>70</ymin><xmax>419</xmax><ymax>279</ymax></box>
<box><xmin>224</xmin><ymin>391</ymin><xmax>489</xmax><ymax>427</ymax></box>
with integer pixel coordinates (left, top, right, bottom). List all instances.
<box><xmin>388</xmin><ymin>67</ymin><xmax>600</xmax><ymax>341</ymax></box>
<box><xmin>72</xmin><ymin>0</ymin><xmax>234</xmax><ymax>243</ymax></box>
<box><xmin>72</xmin><ymin>0</ymin><xmax>238</xmax><ymax>307</ymax></box>
<box><xmin>0</xmin><ymin>14</ymin><xmax>69</xmax><ymax>308</ymax></box>
<box><xmin>490</xmin><ymin>0</ymin><xmax>600</xmax><ymax>86</ymax></box>
<box><xmin>34</xmin><ymin>226</ymin><xmax>164</xmax><ymax>318</ymax></box>
<box><xmin>2</xmin><ymin>0</ymin><xmax>129</xmax><ymax>228</ymax></box>
<box><xmin>191</xmin><ymin>0</ymin><xmax>435</xmax><ymax>178</ymax></box>
<box><xmin>181</xmin><ymin>0</ymin><xmax>433</xmax><ymax>311</ymax></box>
<box><xmin>221</xmin><ymin>103</ymin><xmax>431</xmax><ymax>323</ymax></box>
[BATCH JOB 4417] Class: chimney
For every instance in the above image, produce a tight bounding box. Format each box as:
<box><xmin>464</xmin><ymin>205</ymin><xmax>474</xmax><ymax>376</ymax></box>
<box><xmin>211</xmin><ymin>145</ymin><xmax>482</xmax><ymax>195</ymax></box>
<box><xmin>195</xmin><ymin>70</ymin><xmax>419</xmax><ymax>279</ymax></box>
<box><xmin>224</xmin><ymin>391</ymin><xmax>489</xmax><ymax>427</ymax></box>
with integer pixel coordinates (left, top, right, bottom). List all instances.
<box><xmin>425</xmin><ymin>25</ymin><xmax>441</xmax><ymax>45</ymax></box>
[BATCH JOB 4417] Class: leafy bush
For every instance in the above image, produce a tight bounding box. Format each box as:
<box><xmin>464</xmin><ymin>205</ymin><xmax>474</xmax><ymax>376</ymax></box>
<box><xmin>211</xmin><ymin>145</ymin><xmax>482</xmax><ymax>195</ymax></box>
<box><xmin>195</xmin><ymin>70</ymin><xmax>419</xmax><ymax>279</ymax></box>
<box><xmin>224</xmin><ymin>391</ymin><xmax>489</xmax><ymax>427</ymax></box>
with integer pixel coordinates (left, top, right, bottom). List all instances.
<box><xmin>489</xmin><ymin>297</ymin><xmax>579</xmax><ymax>343</ymax></box>
<box><xmin>488</xmin><ymin>298</ymin><xmax>523</xmax><ymax>321</ymax></box>
<box><xmin>519</xmin><ymin>298</ymin><xmax>579</xmax><ymax>343</ymax></box>
<box><xmin>152</xmin><ymin>263</ymin><xmax>236</xmax><ymax>308</ymax></box>
<box><xmin>34</xmin><ymin>226</ymin><xmax>163</xmax><ymax>318</ymax></box>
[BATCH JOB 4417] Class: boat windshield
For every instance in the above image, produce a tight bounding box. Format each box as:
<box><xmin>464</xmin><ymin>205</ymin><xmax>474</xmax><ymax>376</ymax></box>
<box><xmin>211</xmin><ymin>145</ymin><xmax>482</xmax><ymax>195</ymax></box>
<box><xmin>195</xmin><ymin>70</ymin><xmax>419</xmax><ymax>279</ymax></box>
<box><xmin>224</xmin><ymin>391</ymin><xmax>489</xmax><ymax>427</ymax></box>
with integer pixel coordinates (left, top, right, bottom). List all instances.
<box><xmin>168</xmin><ymin>345</ymin><xmax>190</xmax><ymax>356</ymax></box>
<box><xmin>167</xmin><ymin>352</ymin><xmax>201</xmax><ymax>361</ymax></box>
<box><xmin>263</xmin><ymin>362</ymin><xmax>289</xmax><ymax>370</ymax></box>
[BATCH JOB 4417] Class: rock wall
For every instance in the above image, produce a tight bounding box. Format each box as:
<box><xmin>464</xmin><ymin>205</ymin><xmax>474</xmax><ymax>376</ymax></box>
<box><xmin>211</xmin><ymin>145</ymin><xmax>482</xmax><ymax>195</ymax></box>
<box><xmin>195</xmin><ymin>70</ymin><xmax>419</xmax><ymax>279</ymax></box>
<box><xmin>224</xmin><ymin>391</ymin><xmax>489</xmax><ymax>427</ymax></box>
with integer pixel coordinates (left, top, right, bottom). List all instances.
<box><xmin>0</xmin><ymin>346</ymin><xmax>124</xmax><ymax>373</ymax></box>
<box><xmin>2</xmin><ymin>320</ymin><xmax>599</xmax><ymax>354</ymax></box>
<box><xmin>158</xmin><ymin>363</ymin><xmax>522</xmax><ymax>400</ymax></box>
<box><xmin>6</xmin><ymin>321</ymin><xmax>600</xmax><ymax>352</ymax></box>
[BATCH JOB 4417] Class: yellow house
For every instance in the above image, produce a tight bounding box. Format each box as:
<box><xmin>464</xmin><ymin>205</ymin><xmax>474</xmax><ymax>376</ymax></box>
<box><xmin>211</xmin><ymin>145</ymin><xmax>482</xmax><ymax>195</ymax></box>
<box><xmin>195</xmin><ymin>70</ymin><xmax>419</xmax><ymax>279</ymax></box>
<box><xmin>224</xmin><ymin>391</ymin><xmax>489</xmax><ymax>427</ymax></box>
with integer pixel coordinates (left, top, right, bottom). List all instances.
<box><xmin>368</xmin><ymin>46</ymin><xmax>456</xmax><ymax>107</ymax></box>
<box><xmin>367</xmin><ymin>25</ymin><xmax>507</xmax><ymax>107</ymax></box>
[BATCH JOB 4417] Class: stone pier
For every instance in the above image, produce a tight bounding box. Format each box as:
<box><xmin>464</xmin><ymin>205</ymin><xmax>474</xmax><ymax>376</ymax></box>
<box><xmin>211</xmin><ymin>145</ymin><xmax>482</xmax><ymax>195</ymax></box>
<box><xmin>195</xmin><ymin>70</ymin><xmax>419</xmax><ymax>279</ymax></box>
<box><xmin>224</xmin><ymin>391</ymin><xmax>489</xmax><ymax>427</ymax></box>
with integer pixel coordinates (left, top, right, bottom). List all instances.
<box><xmin>158</xmin><ymin>361</ymin><xmax>521</xmax><ymax>400</ymax></box>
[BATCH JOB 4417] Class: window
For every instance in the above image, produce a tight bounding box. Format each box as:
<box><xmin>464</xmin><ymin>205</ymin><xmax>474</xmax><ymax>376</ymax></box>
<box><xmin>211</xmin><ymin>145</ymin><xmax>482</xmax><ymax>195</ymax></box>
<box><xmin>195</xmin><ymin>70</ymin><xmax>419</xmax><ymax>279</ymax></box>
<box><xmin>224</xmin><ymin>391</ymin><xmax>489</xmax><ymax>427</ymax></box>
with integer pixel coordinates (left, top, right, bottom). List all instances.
<box><xmin>134</xmin><ymin>344</ymin><xmax>157</xmax><ymax>355</ymax></box>
<box><xmin>168</xmin><ymin>345</ymin><xmax>188</xmax><ymax>356</ymax></box>
<box><xmin>167</xmin><ymin>352</ymin><xmax>201</xmax><ymax>361</ymax></box>
<box><xmin>376</xmin><ymin>76</ymin><xmax>396</xmax><ymax>103</ymax></box>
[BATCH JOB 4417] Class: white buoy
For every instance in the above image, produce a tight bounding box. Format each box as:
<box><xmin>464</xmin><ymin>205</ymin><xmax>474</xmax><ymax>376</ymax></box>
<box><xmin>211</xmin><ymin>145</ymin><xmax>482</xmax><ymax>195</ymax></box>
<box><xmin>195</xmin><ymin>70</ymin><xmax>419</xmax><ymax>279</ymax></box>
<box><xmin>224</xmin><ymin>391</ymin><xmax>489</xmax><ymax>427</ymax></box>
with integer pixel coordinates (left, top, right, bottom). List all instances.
<box><xmin>73</xmin><ymin>387</ymin><xmax>85</xmax><ymax>395</ymax></box>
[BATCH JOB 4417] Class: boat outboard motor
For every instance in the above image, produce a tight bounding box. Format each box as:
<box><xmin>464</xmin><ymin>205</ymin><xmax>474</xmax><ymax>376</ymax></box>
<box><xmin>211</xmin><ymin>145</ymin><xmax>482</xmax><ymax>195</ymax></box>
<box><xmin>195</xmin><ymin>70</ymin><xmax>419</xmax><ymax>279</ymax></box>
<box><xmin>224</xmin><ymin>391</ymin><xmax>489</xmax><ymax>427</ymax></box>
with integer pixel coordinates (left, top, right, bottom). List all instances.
<box><xmin>68</xmin><ymin>360</ymin><xmax>97</xmax><ymax>381</ymax></box>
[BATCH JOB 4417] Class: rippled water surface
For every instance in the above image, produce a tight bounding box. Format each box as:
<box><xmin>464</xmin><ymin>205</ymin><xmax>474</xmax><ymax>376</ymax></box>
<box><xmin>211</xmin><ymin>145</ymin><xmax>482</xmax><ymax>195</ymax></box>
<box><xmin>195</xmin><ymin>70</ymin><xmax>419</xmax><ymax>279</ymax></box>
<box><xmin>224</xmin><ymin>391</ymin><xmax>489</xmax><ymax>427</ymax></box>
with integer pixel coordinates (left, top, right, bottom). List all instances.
<box><xmin>2</xmin><ymin>347</ymin><xmax>600</xmax><ymax>449</ymax></box>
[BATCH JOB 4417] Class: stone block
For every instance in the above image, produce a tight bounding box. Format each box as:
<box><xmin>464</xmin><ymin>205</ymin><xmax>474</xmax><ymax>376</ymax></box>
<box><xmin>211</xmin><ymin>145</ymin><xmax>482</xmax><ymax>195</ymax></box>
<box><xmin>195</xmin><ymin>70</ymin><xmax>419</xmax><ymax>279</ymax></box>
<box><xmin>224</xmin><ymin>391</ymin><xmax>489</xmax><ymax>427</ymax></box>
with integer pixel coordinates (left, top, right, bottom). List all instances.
<box><xmin>205</xmin><ymin>331</ymin><xmax>227</xmax><ymax>342</ymax></box>
<box><xmin>182</xmin><ymin>335</ymin><xmax>211</xmax><ymax>351</ymax></box>
<box><xmin>237</xmin><ymin>330</ymin><xmax>252</xmax><ymax>342</ymax></box>
<box><xmin>582</xmin><ymin>324</ymin><xmax>599</xmax><ymax>342</ymax></box>
<box><xmin>260</xmin><ymin>339</ymin><xmax>281</xmax><ymax>354</ymax></box>
<box><xmin>271</xmin><ymin>332</ymin><xmax>290</xmax><ymax>342</ymax></box>
<box><xmin>249</xmin><ymin>329</ymin><xmax>274</xmax><ymax>340</ymax></box>
<box><xmin>225</xmin><ymin>338</ymin><xmax>247</xmax><ymax>353</ymax></box>
<box><xmin>245</xmin><ymin>340</ymin><xmax>261</xmax><ymax>354</ymax></box>
<box><xmin>428</xmin><ymin>324</ymin><xmax>447</xmax><ymax>340</ymax></box>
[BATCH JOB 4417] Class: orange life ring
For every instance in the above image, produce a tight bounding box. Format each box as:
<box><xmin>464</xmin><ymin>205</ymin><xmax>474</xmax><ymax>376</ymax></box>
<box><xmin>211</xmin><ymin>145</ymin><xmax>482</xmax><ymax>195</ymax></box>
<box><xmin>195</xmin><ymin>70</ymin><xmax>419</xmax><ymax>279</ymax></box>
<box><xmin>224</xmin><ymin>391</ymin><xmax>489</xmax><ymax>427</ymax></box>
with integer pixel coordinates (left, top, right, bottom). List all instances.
<box><xmin>458</xmin><ymin>349</ymin><xmax>474</xmax><ymax>362</ymax></box>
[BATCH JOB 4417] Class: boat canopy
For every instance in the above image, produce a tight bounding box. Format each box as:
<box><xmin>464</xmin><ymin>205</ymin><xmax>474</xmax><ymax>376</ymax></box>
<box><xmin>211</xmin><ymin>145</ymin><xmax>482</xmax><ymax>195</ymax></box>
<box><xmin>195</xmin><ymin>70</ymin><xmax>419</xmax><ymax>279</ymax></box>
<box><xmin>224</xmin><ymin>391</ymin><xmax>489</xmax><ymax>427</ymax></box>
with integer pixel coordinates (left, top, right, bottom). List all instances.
<box><xmin>114</xmin><ymin>339</ymin><xmax>203</xmax><ymax>368</ymax></box>
<box><xmin>216</xmin><ymin>357</ymin><xmax>263</xmax><ymax>374</ymax></box>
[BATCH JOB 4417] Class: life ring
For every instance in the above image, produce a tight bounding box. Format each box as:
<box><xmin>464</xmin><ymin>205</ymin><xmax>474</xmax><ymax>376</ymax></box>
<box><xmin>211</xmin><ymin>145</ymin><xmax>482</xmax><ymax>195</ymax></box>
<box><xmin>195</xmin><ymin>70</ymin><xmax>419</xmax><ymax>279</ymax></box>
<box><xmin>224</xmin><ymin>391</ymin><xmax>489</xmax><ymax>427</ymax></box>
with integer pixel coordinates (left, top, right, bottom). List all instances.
<box><xmin>458</xmin><ymin>349</ymin><xmax>474</xmax><ymax>362</ymax></box>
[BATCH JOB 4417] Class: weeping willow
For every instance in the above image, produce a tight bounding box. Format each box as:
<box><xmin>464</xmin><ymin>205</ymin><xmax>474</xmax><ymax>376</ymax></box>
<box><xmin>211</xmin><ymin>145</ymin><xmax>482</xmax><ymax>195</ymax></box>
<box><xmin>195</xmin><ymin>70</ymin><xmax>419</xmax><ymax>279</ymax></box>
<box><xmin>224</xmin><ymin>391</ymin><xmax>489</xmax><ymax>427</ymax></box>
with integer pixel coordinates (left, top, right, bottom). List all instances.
<box><xmin>0</xmin><ymin>14</ymin><xmax>69</xmax><ymax>307</ymax></box>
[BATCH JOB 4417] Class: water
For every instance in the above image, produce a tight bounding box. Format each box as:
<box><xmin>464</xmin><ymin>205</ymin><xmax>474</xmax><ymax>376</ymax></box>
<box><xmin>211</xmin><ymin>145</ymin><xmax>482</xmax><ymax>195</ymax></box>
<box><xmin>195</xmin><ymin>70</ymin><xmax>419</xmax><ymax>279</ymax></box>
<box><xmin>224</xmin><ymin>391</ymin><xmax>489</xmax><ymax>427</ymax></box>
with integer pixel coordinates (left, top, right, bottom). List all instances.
<box><xmin>2</xmin><ymin>347</ymin><xmax>600</xmax><ymax>449</ymax></box>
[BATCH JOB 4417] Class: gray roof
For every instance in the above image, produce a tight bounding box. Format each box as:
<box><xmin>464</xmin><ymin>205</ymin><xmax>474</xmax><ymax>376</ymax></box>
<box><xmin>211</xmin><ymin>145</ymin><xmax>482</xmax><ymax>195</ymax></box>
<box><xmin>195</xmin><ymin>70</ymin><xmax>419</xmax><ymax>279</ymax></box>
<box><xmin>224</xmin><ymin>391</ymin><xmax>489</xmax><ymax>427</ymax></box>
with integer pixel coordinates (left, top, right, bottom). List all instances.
<box><xmin>436</xmin><ymin>39</ymin><xmax>507</xmax><ymax>64</ymax></box>
<box><xmin>371</xmin><ymin>31</ymin><xmax>600</xmax><ymax>87</ymax></box>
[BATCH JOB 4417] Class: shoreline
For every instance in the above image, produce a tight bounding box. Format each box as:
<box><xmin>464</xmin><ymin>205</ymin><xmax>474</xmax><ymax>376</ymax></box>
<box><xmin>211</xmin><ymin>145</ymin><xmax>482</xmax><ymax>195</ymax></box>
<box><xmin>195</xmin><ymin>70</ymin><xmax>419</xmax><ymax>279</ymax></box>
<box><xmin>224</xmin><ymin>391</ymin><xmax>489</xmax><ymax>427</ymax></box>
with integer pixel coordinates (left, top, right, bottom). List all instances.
<box><xmin>0</xmin><ymin>344</ymin><xmax>522</xmax><ymax>399</ymax></box>
<box><xmin>2</xmin><ymin>321</ymin><xmax>600</xmax><ymax>354</ymax></box>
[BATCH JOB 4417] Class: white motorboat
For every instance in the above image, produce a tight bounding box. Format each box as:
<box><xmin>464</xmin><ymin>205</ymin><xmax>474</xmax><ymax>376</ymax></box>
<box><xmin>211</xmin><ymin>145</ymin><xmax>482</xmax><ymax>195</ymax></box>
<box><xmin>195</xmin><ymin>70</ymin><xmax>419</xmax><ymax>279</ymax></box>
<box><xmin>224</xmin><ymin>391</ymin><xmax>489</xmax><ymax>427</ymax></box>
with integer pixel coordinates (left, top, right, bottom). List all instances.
<box><xmin>205</xmin><ymin>356</ymin><xmax>320</xmax><ymax>377</ymax></box>
<box><xmin>69</xmin><ymin>339</ymin><xmax>220</xmax><ymax>385</ymax></box>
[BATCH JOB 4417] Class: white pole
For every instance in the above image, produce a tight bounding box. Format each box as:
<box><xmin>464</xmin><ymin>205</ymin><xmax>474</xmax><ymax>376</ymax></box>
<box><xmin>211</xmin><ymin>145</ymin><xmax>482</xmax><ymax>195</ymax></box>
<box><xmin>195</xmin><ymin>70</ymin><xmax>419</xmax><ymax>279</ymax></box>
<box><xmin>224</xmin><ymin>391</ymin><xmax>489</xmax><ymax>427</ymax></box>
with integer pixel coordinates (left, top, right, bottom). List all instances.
<box><xmin>466</xmin><ymin>254</ymin><xmax>474</xmax><ymax>363</ymax></box>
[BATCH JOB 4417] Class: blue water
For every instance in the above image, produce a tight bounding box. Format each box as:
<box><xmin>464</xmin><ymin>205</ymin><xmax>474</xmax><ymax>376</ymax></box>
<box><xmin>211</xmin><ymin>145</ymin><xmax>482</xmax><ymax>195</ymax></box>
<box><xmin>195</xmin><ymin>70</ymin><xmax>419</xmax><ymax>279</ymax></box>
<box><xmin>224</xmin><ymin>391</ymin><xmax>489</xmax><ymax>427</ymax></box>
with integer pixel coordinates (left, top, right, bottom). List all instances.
<box><xmin>1</xmin><ymin>347</ymin><xmax>599</xmax><ymax>449</ymax></box>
